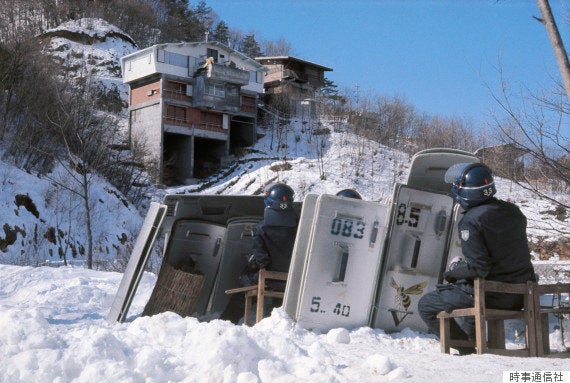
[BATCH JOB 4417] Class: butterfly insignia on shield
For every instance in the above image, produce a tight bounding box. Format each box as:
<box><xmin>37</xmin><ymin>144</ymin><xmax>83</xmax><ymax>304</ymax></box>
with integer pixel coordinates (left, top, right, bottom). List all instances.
<box><xmin>461</xmin><ymin>230</ymin><xmax>470</xmax><ymax>241</ymax></box>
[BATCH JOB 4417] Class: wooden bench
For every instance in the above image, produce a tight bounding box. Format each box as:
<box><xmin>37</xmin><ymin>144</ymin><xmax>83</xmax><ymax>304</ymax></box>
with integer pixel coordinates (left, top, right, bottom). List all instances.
<box><xmin>532</xmin><ymin>282</ymin><xmax>570</xmax><ymax>358</ymax></box>
<box><xmin>438</xmin><ymin>279</ymin><xmax>570</xmax><ymax>357</ymax></box>
<box><xmin>225</xmin><ymin>269</ymin><xmax>288</xmax><ymax>326</ymax></box>
<box><xmin>437</xmin><ymin>279</ymin><xmax>537</xmax><ymax>356</ymax></box>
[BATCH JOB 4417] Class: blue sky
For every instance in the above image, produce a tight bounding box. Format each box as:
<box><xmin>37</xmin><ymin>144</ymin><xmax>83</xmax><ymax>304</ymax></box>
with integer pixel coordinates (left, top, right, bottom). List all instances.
<box><xmin>206</xmin><ymin>0</ymin><xmax>569</xmax><ymax>131</ymax></box>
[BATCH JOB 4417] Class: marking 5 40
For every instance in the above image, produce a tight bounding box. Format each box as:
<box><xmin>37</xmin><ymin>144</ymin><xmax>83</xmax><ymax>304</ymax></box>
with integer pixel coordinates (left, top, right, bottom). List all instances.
<box><xmin>309</xmin><ymin>296</ymin><xmax>351</xmax><ymax>317</ymax></box>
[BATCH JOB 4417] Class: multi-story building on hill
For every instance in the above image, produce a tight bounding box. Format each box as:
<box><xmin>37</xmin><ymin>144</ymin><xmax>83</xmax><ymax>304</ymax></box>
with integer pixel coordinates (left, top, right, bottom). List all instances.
<box><xmin>255</xmin><ymin>56</ymin><xmax>332</xmax><ymax>116</ymax></box>
<box><xmin>121</xmin><ymin>41</ymin><xmax>267</xmax><ymax>185</ymax></box>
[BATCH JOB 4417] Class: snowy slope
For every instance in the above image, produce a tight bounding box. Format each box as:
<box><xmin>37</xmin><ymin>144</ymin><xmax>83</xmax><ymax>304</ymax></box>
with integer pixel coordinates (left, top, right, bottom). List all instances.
<box><xmin>41</xmin><ymin>17</ymin><xmax>137</xmax><ymax>81</ymax></box>
<box><xmin>0</xmin><ymin>18</ymin><xmax>142</xmax><ymax>267</ymax></box>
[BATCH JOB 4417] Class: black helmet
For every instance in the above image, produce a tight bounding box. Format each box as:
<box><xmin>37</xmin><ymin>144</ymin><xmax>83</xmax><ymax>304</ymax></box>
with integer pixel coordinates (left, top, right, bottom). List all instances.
<box><xmin>264</xmin><ymin>183</ymin><xmax>294</xmax><ymax>210</ymax></box>
<box><xmin>336</xmin><ymin>189</ymin><xmax>362</xmax><ymax>199</ymax></box>
<box><xmin>445</xmin><ymin>162</ymin><xmax>496</xmax><ymax>209</ymax></box>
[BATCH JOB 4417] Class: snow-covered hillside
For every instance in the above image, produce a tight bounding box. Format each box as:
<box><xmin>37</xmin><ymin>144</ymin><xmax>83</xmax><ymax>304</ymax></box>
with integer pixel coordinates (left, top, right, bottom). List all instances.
<box><xmin>1</xmin><ymin>113</ymin><xmax>568</xmax><ymax>269</ymax></box>
<box><xmin>0</xmin><ymin>18</ymin><xmax>142</xmax><ymax>268</ymax></box>
<box><xmin>41</xmin><ymin>18</ymin><xmax>137</xmax><ymax>83</ymax></box>
<box><xmin>163</xmin><ymin>116</ymin><xmax>569</xmax><ymax>252</ymax></box>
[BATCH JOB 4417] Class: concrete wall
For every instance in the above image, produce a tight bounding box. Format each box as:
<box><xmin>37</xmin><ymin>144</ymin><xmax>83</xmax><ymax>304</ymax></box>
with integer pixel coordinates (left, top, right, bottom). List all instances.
<box><xmin>130</xmin><ymin>102</ymin><xmax>163</xmax><ymax>178</ymax></box>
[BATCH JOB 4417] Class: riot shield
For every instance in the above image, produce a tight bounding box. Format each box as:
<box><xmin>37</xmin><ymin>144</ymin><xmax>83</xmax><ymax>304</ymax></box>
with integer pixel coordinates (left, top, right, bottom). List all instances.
<box><xmin>107</xmin><ymin>202</ymin><xmax>167</xmax><ymax>323</ymax></box>
<box><xmin>163</xmin><ymin>219</ymin><xmax>226</xmax><ymax>316</ymax></box>
<box><xmin>207</xmin><ymin>216</ymin><xmax>261</xmax><ymax>316</ymax></box>
<box><xmin>371</xmin><ymin>184</ymin><xmax>455</xmax><ymax>332</ymax></box>
<box><xmin>444</xmin><ymin>204</ymin><xmax>466</xmax><ymax>268</ymax></box>
<box><xmin>406</xmin><ymin>148</ymin><xmax>480</xmax><ymax>193</ymax></box>
<box><xmin>283</xmin><ymin>194</ymin><xmax>319</xmax><ymax>318</ymax></box>
<box><xmin>292</xmin><ymin>194</ymin><xmax>389</xmax><ymax>331</ymax></box>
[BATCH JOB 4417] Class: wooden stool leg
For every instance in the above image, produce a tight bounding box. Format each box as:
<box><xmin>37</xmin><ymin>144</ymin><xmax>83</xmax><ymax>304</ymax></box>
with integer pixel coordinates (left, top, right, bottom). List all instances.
<box><xmin>475</xmin><ymin>314</ymin><xmax>486</xmax><ymax>354</ymax></box>
<box><xmin>487</xmin><ymin>319</ymin><xmax>505</xmax><ymax>349</ymax></box>
<box><xmin>440</xmin><ymin>318</ymin><xmax>451</xmax><ymax>354</ymax></box>
<box><xmin>244</xmin><ymin>294</ymin><xmax>253</xmax><ymax>326</ymax></box>
<box><xmin>256</xmin><ymin>270</ymin><xmax>266</xmax><ymax>323</ymax></box>
<box><xmin>541</xmin><ymin>313</ymin><xmax>550</xmax><ymax>356</ymax></box>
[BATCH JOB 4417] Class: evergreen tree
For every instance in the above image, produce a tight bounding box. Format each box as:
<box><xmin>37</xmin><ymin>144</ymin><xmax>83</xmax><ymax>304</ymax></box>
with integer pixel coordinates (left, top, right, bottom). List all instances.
<box><xmin>211</xmin><ymin>20</ymin><xmax>230</xmax><ymax>45</ymax></box>
<box><xmin>160</xmin><ymin>0</ymin><xmax>205</xmax><ymax>42</ymax></box>
<box><xmin>193</xmin><ymin>0</ymin><xmax>214</xmax><ymax>30</ymax></box>
<box><xmin>240</xmin><ymin>33</ymin><xmax>262</xmax><ymax>58</ymax></box>
<box><xmin>321</xmin><ymin>77</ymin><xmax>340</xmax><ymax>101</ymax></box>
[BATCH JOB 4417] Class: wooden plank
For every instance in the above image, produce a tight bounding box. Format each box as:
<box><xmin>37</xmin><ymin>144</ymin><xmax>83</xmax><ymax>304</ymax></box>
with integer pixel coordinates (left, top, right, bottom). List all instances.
<box><xmin>486</xmin><ymin>348</ymin><xmax>531</xmax><ymax>357</ymax></box>
<box><xmin>225</xmin><ymin>285</ymin><xmax>257</xmax><ymax>294</ymax></box>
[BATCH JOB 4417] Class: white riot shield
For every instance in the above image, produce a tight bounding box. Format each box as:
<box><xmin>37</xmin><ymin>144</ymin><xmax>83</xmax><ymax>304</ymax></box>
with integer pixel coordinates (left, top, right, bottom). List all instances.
<box><xmin>207</xmin><ymin>217</ymin><xmax>261</xmax><ymax>316</ymax></box>
<box><xmin>372</xmin><ymin>184</ymin><xmax>455</xmax><ymax>332</ymax></box>
<box><xmin>294</xmin><ymin>194</ymin><xmax>389</xmax><ymax>331</ymax></box>
<box><xmin>164</xmin><ymin>220</ymin><xmax>226</xmax><ymax>315</ymax></box>
<box><xmin>283</xmin><ymin>194</ymin><xmax>319</xmax><ymax>318</ymax></box>
<box><xmin>107</xmin><ymin>202</ymin><xmax>167</xmax><ymax>323</ymax></box>
<box><xmin>445</xmin><ymin>204</ymin><xmax>465</xmax><ymax>268</ymax></box>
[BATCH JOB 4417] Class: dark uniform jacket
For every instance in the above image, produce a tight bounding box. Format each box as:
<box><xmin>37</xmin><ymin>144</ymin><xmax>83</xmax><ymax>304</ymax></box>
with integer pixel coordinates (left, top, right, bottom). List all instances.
<box><xmin>445</xmin><ymin>198</ymin><xmax>536</xmax><ymax>309</ymax></box>
<box><xmin>252</xmin><ymin>220</ymin><xmax>298</xmax><ymax>272</ymax></box>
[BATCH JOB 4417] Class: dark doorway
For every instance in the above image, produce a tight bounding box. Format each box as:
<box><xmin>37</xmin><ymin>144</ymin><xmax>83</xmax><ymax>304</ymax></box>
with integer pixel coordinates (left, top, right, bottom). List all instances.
<box><xmin>229</xmin><ymin>116</ymin><xmax>255</xmax><ymax>155</ymax></box>
<box><xmin>163</xmin><ymin>133</ymin><xmax>192</xmax><ymax>186</ymax></box>
<box><xmin>194</xmin><ymin>137</ymin><xmax>226</xmax><ymax>179</ymax></box>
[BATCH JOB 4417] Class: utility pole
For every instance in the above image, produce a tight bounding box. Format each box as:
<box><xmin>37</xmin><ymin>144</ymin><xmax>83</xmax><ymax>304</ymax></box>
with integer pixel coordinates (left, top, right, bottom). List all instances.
<box><xmin>536</xmin><ymin>0</ymin><xmax>570</xmax><ymax>102</ymax></box>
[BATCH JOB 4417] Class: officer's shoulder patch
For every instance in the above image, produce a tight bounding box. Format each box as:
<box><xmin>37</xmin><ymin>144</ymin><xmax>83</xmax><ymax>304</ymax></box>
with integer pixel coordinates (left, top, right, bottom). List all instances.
<box><xmin>461</xmin><ymin>229</ymin><xmax>470</xmax><ymax>241</ymax></box>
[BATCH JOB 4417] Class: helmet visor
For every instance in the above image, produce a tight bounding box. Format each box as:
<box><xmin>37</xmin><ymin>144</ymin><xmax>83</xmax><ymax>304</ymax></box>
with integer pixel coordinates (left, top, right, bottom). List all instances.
<box><xmin>444</xmin><ymin>163</ymin><xmax>473</xmax><ymax>184</ymax></box>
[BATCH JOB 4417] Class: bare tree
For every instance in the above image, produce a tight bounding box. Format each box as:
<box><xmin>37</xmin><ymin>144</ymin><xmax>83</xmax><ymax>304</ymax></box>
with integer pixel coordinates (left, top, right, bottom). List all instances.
<box><xmin>488</xmin><ymin>70</ymin><xmax>569</xmax><ymax>213</ymax></box>
<box><xmin>39</xmin><ymin>78</ymin><xmax>121</xmax><ymax>269</ymax></box>
<box><xmin>261</xmin><ymin>37</ymin><xmax>293</xmax><ymax>56</ymax></box>
<box><xmin>536</xmin><ymin>0</ymin><xmax>570</xmax><ymax>101</ymax></box>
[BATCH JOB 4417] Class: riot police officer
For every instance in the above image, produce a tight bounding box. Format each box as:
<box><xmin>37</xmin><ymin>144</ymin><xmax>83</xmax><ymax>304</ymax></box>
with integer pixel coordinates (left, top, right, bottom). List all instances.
<box><xmin>220</xmin><ymin>183</ymin><xmax>298</xmax><ymax>324</ymax></box>
<box><xmin>418</xmin><ymin>162</ymin><xmax>536</xmax><ymax>354</ymax></box>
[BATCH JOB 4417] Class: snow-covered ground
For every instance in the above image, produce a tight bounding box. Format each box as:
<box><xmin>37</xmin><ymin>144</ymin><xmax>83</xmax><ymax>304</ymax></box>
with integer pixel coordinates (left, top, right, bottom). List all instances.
<box><xmin>1</xmin><ymin>263</ymin><xmax>569</xmax><ymax>383</ymax></box>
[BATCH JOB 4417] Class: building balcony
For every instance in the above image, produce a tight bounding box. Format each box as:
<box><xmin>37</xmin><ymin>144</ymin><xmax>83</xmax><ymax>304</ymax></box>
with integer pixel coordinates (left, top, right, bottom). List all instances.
<box><xmin>206</xmin><ymin>63</ymin><xmax>249</xmax><ymax>85</ymax></box>
<box><xmin>193</xmin><ymin>94</ymin><xmax>254</xmax><ymax>115</ymax></box>
<box><xmin>283</xmin><ymin>69</ymin><xmax>308</xmax><ymax>83</ymax></box>
<box><xmin>163</xmin><ymin>89</ymin><xmax>192</xmax><ymax>103</ymax></box>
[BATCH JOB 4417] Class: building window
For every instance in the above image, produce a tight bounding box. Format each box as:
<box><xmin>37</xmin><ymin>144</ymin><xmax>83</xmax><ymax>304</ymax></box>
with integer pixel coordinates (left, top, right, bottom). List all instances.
<box><xmin>250</xmin><ymin>70</ymin><xmax>263</xmax><ymax>84</ymax></box>
<box><xmin>226</xmin><ymin>85</ymin><xmax>238</xmax><ymax>96</ymax></box>
<box><xmin>206</xmin><ymin>48</ymin><xmax>219</xmax><ymax>62</ymax></box>
<box><xmin>205</xmin><ymin>82</ymin><xmax>225</xmax><ymax>98</ymax></box>
<box><xmin>158</xmin><ymin>50</ymin><xmax>189</xmax><ymax>68</ymax></box>
<box><xmin>168</xmin><ymin>81</ymin><xmax>187</xmax><ymax>94</ymax></box>
<box><xmin>166</xmin><ymin>105</ymin><xmax>187</xmax><ymax>123</ymax></box>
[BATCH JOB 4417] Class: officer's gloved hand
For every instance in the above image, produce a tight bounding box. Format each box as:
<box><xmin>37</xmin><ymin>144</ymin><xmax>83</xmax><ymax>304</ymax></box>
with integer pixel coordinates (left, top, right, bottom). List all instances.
<box><xmin>443</xmin><ymin>271</ymin><xmax>458</xmax><ymax>283</ymax></box>
<box><xmin>443</xmin><ymin>263</ymin><xmax>471</xmax><ymax>283</ymax></box>
<box><xmin>246</xmin><ymin>255</ymin><xmax>267</xmax><ymax>274</ymax></box>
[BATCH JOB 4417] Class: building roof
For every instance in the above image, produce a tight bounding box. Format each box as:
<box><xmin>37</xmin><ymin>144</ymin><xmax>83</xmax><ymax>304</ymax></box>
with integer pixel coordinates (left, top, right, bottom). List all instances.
<box><xmin>121</xmin><ymin>41</ymin><xmax>267</xmax><ymax>72</ymax></box>
<box><xmin>255</xmin><ymin>56</ymin><xmax>333</xmax><ymax>72</ymax></box>
<box><xmin>475</xmin><ymin>143</ymin><xmax>530</xmax><ymax>159</ymax></box>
